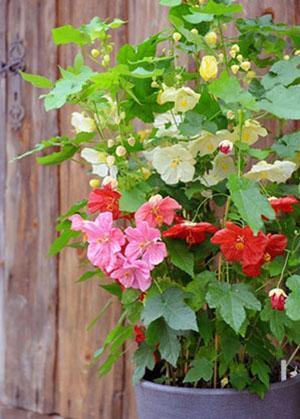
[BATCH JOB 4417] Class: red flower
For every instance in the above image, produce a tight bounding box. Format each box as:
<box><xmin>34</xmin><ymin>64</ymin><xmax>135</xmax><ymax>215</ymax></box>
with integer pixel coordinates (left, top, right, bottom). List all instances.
<box><xmin>269</xmin><ymin>196</ymin><xmax>299</xmax><ymax>215</ymax></box>
<box><xmin>243</xmin><ymin>233</ymin><xmax>287</xmax><ymax>277</ymax></box>
<box><xmin>88</xmin><ymin>184</ymin><xmax>121</xmax><ymax>219</ymax></box>
<box><xmin>163</xmin><ymin>221</ymin><xmax>218</xmax><ymax>246</ymax></box>
<box><xmin>269</xmin><ymin>288</ymin><xmax>287</xmax><ymax>311</ymax></box>
<box><xmin>210</xmin><ymin>222</ymin><xmax>266</xmax><ymax>265</ymax></box>
<box><xmin>134</xmin><ymin>325</ymin><xmax>146</xmax><ymax>344</ymax></box>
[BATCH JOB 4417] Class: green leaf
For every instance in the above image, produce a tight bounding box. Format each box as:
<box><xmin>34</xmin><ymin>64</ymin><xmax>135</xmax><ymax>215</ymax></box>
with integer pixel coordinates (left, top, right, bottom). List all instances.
<box><xmin>76</xmin><ymin>270</ymin><xmax>103</xmax><ymax>283</ymax></box>
<box><xmin>260</xmin><ymin>302</ymin><xmax>289</xmax><ymax>341</ymax></box>
<box><xmin>186</xmin><ymin>271</ymin><xmax>215</xmax><ymax>311</ymax></box>
<box><xmin>52</xmin><ymin>25</ymin><xmax>90</xmax><ymax>45</ymax></box>
<box><xmin>206</xmin><ymin>282</ymin><xmax>261</xmax><ymax>333</ymax></box>
<box><xmin>208</xmin><ymin>72</ymin><xmax>258</xmax><ymax>110</ymax></box>
<box><xmin>166</xmin><ymin>239</ymin><xmax>194</xmax><ymax>277</ymax></box>
<box><xmin>183</xmin><ymin>12</ymin><xmax>213</xmax><ymax>24</ymax></box>
<box><xmin>286</xmin><ymin>275</ymin><xmax>300</xmax><ymax>321</ymax></box>
<box><xmin>198</xmin><ymin>312</ymin><xmax>214</xmax><ymax>346</ymax></box>
<box><xmin>160</xmin><ymin>0</ymin><xmax>181</xmax><ymax>6</ymax></box>
<box><xmin>251</xmin><ymin>359</ymin><xmax>270</xmax><ymax>387</ymax></box>
<box><xmin>146</xmin><ymin>318</ymin><xmax>180</xmax><ymax>367</ymax></box>
<box><xmin>230</xmin><ymin>364</ymin><xmax>250</xmax><ymax>390</ymax></box>
<box><xmin>20</xmin><ymin>71</ymin><xmax>53</xmax><ymax>89</ymax></box>
<box><xmin>261</xmin><ymin>57</ymin><xmax>300</xmax><ymax>89</ymax></box>
<box><xmin>183</xmin><ymin>357</ymin><xmax>213</xmax><ymax>383</ymax></box>
<box><xmin>133</xmin><ymin>343</ymin><xmax>155</xmax><ymax>384</ymax></box>
<box><xmin>98</xmin><ymin>349</ymin><xmax>123</xmax><ymax>377</ymax></box>
<box><xmin>227</xmin><ymin>174</ymin><xmax>275</xmax><ymax>234</ymax></box>
<box><xmin>142</xmin><ymin>288</ymin><xmax>198</xmax><ymax>332</ymax></box>
<box><xmin>220</xmin><ymin>326</ymin><xmax>241</xmax><ymax>363</ymax></box>
<box><xmin>179</xmin><ymin>111</ymin><xmax>204</xmax><ymax>137</ymax></box>
<box><xmin>49</xmin><ymin>222</ymin><xmax>80</xmax><ymax>256</ymax></box>
<box><xmin>200</xmin><ymin>0</ymin><xmax>243</xmax><ymax>15</ymax></box>
<box><xmin>119</xmin><ymin>186</ymin><xmax>147</xmax><ymax>212</ymax></box>
<box><xmin>259</xmin><ymin>84</ymin><xmax>300</xmax><ymax>119</ymax></box>
<box><xmin>272</xmin><ymin>132</ymin><xmax>300</xmax><ymax>158</ymax></box>
<box><xmin>36</xmin><ymin>144</ymin><xmax>79</xmax><ymax>165</ymax></box>
<box><xmin>100</xmin><ymin>283</ymin><xmax>123</xmax><ymax>299</ymax></box>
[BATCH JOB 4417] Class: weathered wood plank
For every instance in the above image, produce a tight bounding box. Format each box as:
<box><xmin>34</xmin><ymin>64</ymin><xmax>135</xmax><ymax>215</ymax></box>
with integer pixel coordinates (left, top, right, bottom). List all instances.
<box><xmin>2</xmin><ymin>0</ymin><xmax>58</xmax><ymax>413</ymax></box>
<box><xmin>0</xmin><ymin>0</ymin><xmax>8</xmax><ymax>404</ymax></box>
<box><xmin>0</xmin><ymin>403</ymin><xmax>63</xmax><ymax>419</ymax></box>
<box><xmin>55</xmin><ymin>1</ymin><xmax>129</xmax><ymax>418</ymax></box>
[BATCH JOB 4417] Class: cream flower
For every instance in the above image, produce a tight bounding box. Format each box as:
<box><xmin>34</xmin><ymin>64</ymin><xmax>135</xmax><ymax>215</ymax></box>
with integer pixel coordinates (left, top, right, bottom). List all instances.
<box><xmin>81</xmin><ymin>148</ymin><xmax>118</xmax><ymax>178</ymax></box>
<box><xmin>157</xmin><ymin>86</ymin><xmax>200</xmax><ymax>113</ymax></box>
<box><xmin>189</xmin><ymin>130</ymin><xmax>234</xmax><ymax>157</ymax></box>
<box><xmin>153</xmin><ymin>112</ymin><xmax>182</xmax><ymax>137</ymax></box>
<box><xmin>244</xmin><ymin>160</ymin><xmax>297</xmax><ymax>183</ymax></box>
<box><xmin>201</xmin><ymin>154</ymin><xmax>236</xmax><ymax>186</ymax></box>
<box><xmin>151</xmin><ymin>144</ymin><xmax>196</xmax><ymax>185</ymax></box>
<box><xmin>233</xmin><ymin>119</ymin><xmax>268</xmax><ymax>145</ymax></box>
<box><xmin>71</xmin><ymin>112</ymin><xmax>96</xmax><ymax>133</ymax></box>
<box><xmin>204</xmin><ymin>31</ymin><xmax>218</xmax><ymax>47</ymax></box>
<box><xmin>199</xmin><ymin>56</ymin><xmax>218</xmax><ymax>82</ymax></box>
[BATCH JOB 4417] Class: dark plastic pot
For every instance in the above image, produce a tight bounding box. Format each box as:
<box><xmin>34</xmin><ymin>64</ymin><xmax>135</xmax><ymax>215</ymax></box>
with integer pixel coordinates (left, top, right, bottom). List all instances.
<box><xmin>135</xmin><ymin>376</ymin><xmax>300</xmax><ymax>419</ymax></box>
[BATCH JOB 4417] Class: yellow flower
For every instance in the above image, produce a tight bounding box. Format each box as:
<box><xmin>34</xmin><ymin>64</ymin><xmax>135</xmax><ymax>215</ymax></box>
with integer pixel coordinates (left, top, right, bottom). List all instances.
<box><xmin>233</xmin><ymin>119</ymin><xmax>267</xmax><ymax>145</ymax></box>
<box><xmin>158</xmin><ymin>86</ymin><xmax>200</xmax><ymax>113</ymax></box>
<box><xmin>89</xmin><ymin>178</ymin><xmax>100</xmax><ymax>188</ymax></box>
<box><xmin>244</xmin><ymin>160</ymin><xmax>297</xmax><ymax>183</ymax></box>
<box><xmin>204</xmin><ymin>31</ymin><xmax>218</xmax><ymax>47</ymax></box>
<box><xmin>201</xmin><ymin>154</ymin><xmax>236</xmax><ymax>186</ymax></box>
<box><xmin>199</xmin><ymin>55</ymin><xmax>218</xmax><ymax>82</ymax></box>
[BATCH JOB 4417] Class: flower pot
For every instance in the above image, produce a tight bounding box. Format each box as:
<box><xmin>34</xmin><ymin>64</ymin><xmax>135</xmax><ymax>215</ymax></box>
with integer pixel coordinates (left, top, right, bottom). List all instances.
<box><xmin>135</xmin><ymin>376</ymin><xmax>300</xmax><ymax>419</ymax></box>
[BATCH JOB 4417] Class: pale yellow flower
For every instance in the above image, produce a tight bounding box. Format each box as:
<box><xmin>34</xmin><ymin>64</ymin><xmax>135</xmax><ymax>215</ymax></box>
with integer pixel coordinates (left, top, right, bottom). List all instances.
<box><xmin>199</xmin><ymin>56</ymin><xmax>218</xmax><ymax>82</ymax></box>
<box><xmin>157</xmin><ymin>86</ymin><xmax>200</xmax><ymax>113</ymax></box>
<box><xmin>71</xmin><ymin>112</ymin><xmax>96</xmax><ymax>133</ymax></box>
<box><xmin>240</xmin><ymin>61</ymin><xmax>251</xmax><ymax>72</ymax></box>
<box><xmin>244</xmin><ymin>160</ymin><xmax>297</xmax><ymax>183</ymax></box>
<box><xmin>233</xmin><ymin>119</ymin><xmax>267</xmax><ymax>145</ymax></box>
<box><xmin>201</xmin><ymin>154</ymin><xmax>236</xmax><ymax>186</ymax></box>
<box><xmin>231</xmin><ymin>64</ymin><xmax>240</xmax><ymax>75</ymax></box>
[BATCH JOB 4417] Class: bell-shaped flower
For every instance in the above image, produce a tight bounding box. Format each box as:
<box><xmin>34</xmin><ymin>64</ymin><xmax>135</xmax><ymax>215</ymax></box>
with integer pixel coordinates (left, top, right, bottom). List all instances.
<box><xmin>244</xmin><ymin>160</ymin><xmax>297</xmax><ymax>183</ymax></box>
<box><xmin>135</xmin><ymin>195</ymin><xmax>181</xmax><ymax>228</ymax></box>
<box><xmin>110</xmin><ymin>256</ymin><xmax>152</xmax><ymax>292</ymax></box>
<box><xmin>233</xmin><ymin>119</ymin><xmax>267</xmax><ymax>145</ymax></box>
<box><xmin>71</xmin><ymin>112</ymin><xmax>96</xmax><ymax>133</ymax></box>
<box><xmin>81</xmin><ymin>148</ymin><xmax>118</xmax><ymax>178</ymax></box>
<box><xmin>199</xmin><ymin>56</ymin><xmax>218</xmax><ymax>82</ymax></box>
<box><xmin>189</xmin><ymin>130</ymin><xmax>234</xmax><ymax>157</ymax></box>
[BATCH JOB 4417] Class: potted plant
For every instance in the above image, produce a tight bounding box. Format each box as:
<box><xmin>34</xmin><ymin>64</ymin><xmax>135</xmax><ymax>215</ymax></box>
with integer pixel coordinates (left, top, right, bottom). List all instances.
<box><xmin>18</xmin><ymin>0</ymin><xmax>300</xmax><ymax>417</ymax></box>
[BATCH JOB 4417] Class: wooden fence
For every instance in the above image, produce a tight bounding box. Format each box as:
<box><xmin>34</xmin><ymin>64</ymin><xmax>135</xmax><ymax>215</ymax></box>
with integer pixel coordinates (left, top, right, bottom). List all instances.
<box><xmin>0</xmin><ymin>1</ymin><xmax>299</xmax><ymax>418</ymax></box>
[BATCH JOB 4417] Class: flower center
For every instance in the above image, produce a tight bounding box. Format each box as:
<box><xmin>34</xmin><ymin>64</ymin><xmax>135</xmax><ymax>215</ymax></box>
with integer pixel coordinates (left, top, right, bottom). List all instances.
<box><xmin>264</xmin><ymin>252</ymin><xmax>271</xmax><ymax>262</ymax></box>
<box><xmin>235</xmin><ymin>236</ymin><xmax>245</xmax><ymax>250</ymax></box>
<box><xmin>180</xmin><ymin>99</ymin><xmax>188</xmax><ymax>108</ymax></box>
<box><xmin>170</xmin><ymin>158</ymin><xmax>181</xmax><ymax>169</ymax></box>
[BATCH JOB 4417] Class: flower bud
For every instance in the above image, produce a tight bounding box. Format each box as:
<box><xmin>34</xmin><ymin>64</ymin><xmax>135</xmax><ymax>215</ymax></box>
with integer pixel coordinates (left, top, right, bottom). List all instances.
<box><xmin>221</xmin><ymin>377</ymin><xmax>229</xmax><ymax>388</ymax></box>
<box><xmin>141</xmin><ymin>167</ymin><xmax>152</xmax><ymax>179</ymax></box>
<box><xmin>199</xmin><ymin>55</ymin><xmax>218</xmax><ymax>82</ymax></box>
<box><xmin>294</xmin><ymin>50</ymin><xmax>300</xmax><ymax>56</ymax></box>
<box><xmin>191</xmin><ymin>28</ymin><xmax>199</xmax><ymax>35</ymax></box>
<box><xmin>172</xmin><ymin>32</ymin><xmax>182</xmax><ymax>42</ymax></box>
<box><xmin>102</xmin><ymin>54</ymin><xmax>110</xmax><ymax>66</ymax></box>
<box><xmin>269</xmin><ymin>288</ymin><xmax>287</xmax><ymax>311</ymax></box>
<box><xmin>246</xmin><ymin>70</ymin><xmax>256</xmax><ymax>81</ymax></box>
<box><xmin>127</xmin><ymin>137</ymin><xmax>135</xmax><ymax>147</ymax></box>
<box><xmin>219</xmin><ymin>140</ymin><xmax>233</xmax><ymax>155</ymax></box>
<box><xmin>240</xmin><ymin>61</ymin><xmax>251</xmax><ymax>72</ymax></box>
<box><xmin>116</xmin><ymin>145</ymin><xmax>127</xmax><ymax>157</ymax></box>
<box><xmin>283</xmin><ymin>54</ymin><xmax>290</xmax><ymax>61</ymax></box>
<box><xmin>102</xmin><ymin>176</ymin><xmax>118</xmax><ymax>189</ymax></box>
<box><xmin>226</xmin><ymin>110</ymin><xmax>235</xmax><ymax>120</ymax></box>
<box><xmin>151</xmin><ymin>81</ymin><xmax>159</xmax><ymax>88</ymax></box>
<box><xmin>89</xmin><ymin>178</ymin><xmax>100</xmax><ymax>188</ymax></box>
<box><xmin>91</xmin><ymin>48</ymin><xmax>100</xmax><ymax>58</ymax></box>
<box><xmin>106</xmin><ymin>155</ymin><xmax>116</xmax><ymax>167</ymax></box>
<box><xmin>231</xmin><ymin>64</ymin><xmax>240</xmax><ymax>75</ymax></box>
<box><xmin>231</xmin><ymin>44</ymin><xmax>240</xmax><ymax>53</ymax></box>
<box><xmin>204</xmin><ymin>31</ymin><xmax>218</xmax><ymax>47</ymax></box>
<box><xmin>107</xmin><ymin>139</ymin><xmax>115</xmax><ymax>148</ymax></box>
<box><xmin>218</xmin><ymin>53</ymin><xmax>224</xmax><ymax>63</ymax></box>
<box><xmin>237</xmin><ymin>54</ymin><xmax>243</xmax><ymax>63</ymax></box>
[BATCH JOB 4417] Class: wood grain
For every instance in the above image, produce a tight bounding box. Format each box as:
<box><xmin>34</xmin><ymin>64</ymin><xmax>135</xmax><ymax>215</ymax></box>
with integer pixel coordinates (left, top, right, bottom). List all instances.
<box><xmin>1</xmin><ymin>0</ymin><xmax>58</xmax><ymax>413</ymax></box>
<box><xmin>0</xmin><ymin>402</ymin><xmax>63</xmax><ymax>419</ymax></box>
<box><xmin>55</xmin><ymin>1</ymin><xmax>129</xmax><ymax>418</ymax></box>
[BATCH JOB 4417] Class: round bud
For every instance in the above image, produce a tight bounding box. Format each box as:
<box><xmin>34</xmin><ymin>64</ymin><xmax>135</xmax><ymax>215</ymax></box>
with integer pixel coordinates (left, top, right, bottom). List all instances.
<box><xmin>89</xmin><ymin>178</ymin><xmax>100</xmax><ymax>188</ymax></box>
<box><xmin>226</xmin><ymin>110</ymin><xmax>235</xmax><ymax>120</ymax></box>
<box><xmin>127</xmin><ymin>137</ymin><xmax>135</xmax><ymax>147</ymax></box>
<box><xmin>219</xmin><ymin>140</ymin><xmax>233</xmax><ymax>155</ymax></box>
<box><xmin>91</xmin><ymin>49</ymin><xmax>100</xmax><ymax>58</ymax></box>
<box><xmin>151</xmin><ymin>81</ymin><xmax>159</xmax><ymax>88</ymax></box>
<box><xmin>204</xmin><ymin>31</ymin><xmax>218</xmax><ymax>47</ymax></box>
<box><xmin>240</xmin><ymin>61</ymin><xmax>251</xmax><ymax>72</ymax></box>
<box><xmin>102</xmin><ymin>176</ymin><xmax>118</xmax><ymax>189</ymax></box>
<box><xmin>107</xmin><ymin>139</ymin><xmax>115</xmax><ymax>148</ymax></box>
<box><xmin>231</xmin><ymin>64</ymin><xmax>240</xmax><ymax>75</ymax></box>
<box><xmin>218</xmin><ymin>53</ymin><xmax>224</xmax><ymax>63</ymax></box>
<box><xmin>172</xmin><ymin>32</ymin><xmax>182</xmax><ymax>42</ymax></box>
<box><xmin>283</xmin><ymin>54</ymin><xmax>290</xmax><ymax>61</ymax></box>
<box><xmin>237</xmin><ymin>54</ymin><xmax>243</xmax><ymax>63</ymax></box>
<box><xmin>190</xmin><ymin>28</ymin><xmax>199</xmax><ymax>35</ymax></box>
<box><xmin>116</xmin><ymin>145</ymin><xmax>127</xmax><ymax>157</ymax></box>
<box><xmin>294</xmin><ymin>50</ymin><xmax>300</xmax><ymax>56</ymax></box>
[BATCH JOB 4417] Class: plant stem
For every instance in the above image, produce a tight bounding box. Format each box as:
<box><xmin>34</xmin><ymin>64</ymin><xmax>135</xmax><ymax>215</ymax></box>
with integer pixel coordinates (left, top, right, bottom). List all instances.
<box><xmin>217</xmin><ymin>18</ymin><xmax>230</xmax><ymax>75</ymax></box>
<box><xmin>277</xmin><ymin>251</ymin><xmax>290</xmax><ymax>287</ymax></box>
<box><xmin>287</xmin><ymin>345</ymin><xmax>300</xmax><ymax>366</ymax></box>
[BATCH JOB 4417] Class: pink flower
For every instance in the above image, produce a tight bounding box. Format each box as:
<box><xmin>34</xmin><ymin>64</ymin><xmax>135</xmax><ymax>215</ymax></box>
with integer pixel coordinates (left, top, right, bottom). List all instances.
<box><xmin>135</xmin><ymin>194</ymin><xmax>181</xmax><ymax>227</ymax></box>
<box><xmin>125</xmin><ymin>221</ymin><xmax>167</xmax><ymax>266</ymax></box>
<box><xmin>110</xmin><ymin>256</ymin><xmax>152</xmax><ymax>292</ymax></box>
<box><xmin>69</xmin><ymin>212</ymin><xmax>125</xmax><ymax>272</ymax></box>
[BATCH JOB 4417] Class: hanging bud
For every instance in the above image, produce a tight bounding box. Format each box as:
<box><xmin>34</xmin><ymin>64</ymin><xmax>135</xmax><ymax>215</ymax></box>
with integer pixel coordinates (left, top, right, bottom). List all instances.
<box><xmin>219</xmin><ymin>140</ymin><xmax>233</xmax><ymax>155</ymax></box>
<box><xmin>231</xmin><ymin>64</ymin><xmax>240</xmax><ymax>75</ymax></box>
<box><xmin>226</xmin><ymin>110</ymin><xmax>235</xmax><ymax>120</ymax></box>
<box><xmin>172</xmin><ymin>32</ymin><xmax>182</xmax><ymax>42</ymax></box>
<box><xmin>91</xmin><ymin>49</ymin><xmax>100</xmax><ymax>58</ymax></box>
<box><xmin>240</xmin><ymin>61</ymin><xmax>251</xmax><ymax>72</ymax></box>
<box><xmin>199</xmin><ymin>55</ymin><xmax>218</xmax><ymax>82</ymax></box>
<box><xmin>283</xmin><ymin>54</ymin><xmax>290</xmax><ymax>61</ymax></box>
<box><xmin>294</xmin><ymin>50</ymin><xmax>300</xmax><ymax>56</ymax></box>
<box><xmin>89</xmin><ymin>178</ymin><xmax>100</xmax><ymax>188</ymax></box>
<box><xmin>204</xmin><ymin>31</ymin><xmax>218</xmax><ymax>47</ymax></box>
<box><xmin>190</xmin><ymin>28</ymin><xmax>199</xmax><ymax>35</ymax></box>
<box><xmin>116</xmin><ymin>145</ymin><xmax>127</xmax><ymax>157</ymax></box>
<box><xmin>151</xmin><ymin>81</ymin><xmax>159</xmax><ymax>88</ymax></box>
<box><xmin>237</xmin><ymin>54</ymin><xmax>243</xmax><ymax>63</ymax></box>
<box><xmin>127</xmin><ymin>137</ymin><xmax>136</xmax><ymax>147</ymax></box>
<box><xmin>107</xmin><ymin>139</ymin><xmax>115</xmax><ymax>148</ymax></box>
<box><xmin>269</xmin><ymin>288</ymin><xmax>287</xmax><ymax>311</ymax></box>
<box><xmin>218</xmin><ymin>53</ymin><xmax>224</xmax><ymax>63</ymax></box>
<box><xmin>106</xmin><ymin>155</ymin><xmax>116</xmax><ymax>167</ymax></box>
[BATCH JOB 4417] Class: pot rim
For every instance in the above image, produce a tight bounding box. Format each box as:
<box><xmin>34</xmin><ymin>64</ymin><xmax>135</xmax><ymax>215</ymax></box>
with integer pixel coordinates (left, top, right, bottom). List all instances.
<box><xmin>138</xmin><ymin>374</ymin><xmax>300</xmax><ymax>396</ymax></box>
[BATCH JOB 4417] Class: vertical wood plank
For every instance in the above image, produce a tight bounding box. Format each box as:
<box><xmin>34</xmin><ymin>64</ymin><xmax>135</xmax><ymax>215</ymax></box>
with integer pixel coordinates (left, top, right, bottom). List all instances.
<box><xmin>2</xmin><ymin>0</ymin><xmax>58</xmax><ymax>413</ymax></box>
<box><xmin>0</xmin><ymin>0</ymin><xmax>7</xmax><ymax>403</ymax></box>
<box><xmin>55</xmin><ymin>2</ymin><xmax>129</xmax><ymax>418</ymax></box>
